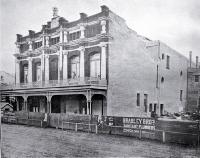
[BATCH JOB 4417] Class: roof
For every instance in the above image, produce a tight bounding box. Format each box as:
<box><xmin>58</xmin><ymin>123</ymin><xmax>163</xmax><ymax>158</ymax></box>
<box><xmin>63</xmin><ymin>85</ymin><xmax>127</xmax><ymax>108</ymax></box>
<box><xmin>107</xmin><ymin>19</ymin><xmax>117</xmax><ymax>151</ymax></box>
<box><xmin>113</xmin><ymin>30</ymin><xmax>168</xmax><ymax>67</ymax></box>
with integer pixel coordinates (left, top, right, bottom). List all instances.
<box><xmin>0</xmin><ymin>102</ymin><xmax>13</xmax><ymax>109</ymax></box>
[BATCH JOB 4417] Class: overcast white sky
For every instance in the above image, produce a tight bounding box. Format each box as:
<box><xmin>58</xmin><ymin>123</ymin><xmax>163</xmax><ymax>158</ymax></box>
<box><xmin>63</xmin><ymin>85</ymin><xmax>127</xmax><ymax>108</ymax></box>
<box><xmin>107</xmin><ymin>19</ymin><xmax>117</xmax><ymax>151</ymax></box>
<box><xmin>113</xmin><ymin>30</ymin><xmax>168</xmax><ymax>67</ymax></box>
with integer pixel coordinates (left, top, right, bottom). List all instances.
<box><xmin>0</xmin><ymin>0</ymin><xmax>200</xmax><ymax>74</ymax></box>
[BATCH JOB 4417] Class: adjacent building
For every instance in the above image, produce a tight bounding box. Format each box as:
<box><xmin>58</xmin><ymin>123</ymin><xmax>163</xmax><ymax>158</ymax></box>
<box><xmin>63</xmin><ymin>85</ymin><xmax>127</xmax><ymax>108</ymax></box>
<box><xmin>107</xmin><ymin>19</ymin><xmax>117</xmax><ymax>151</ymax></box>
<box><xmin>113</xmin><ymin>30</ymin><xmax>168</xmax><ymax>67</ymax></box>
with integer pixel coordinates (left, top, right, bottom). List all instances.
<box><xmin>0</xmin><ymin>6</ymin><xmax>189</xmax><ymax>117</ymax></box>
<box><xmin>187</xmin><ymin>53</ymin><xmax>200</xmax><ymax>112</ymax></box>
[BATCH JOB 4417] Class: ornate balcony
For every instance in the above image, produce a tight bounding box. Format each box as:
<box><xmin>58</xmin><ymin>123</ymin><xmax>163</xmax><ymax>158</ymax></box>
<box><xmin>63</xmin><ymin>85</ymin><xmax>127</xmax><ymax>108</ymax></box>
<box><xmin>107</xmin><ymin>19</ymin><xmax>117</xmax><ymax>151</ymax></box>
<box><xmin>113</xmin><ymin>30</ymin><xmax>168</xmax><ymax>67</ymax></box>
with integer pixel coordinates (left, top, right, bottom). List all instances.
<box><xmin>0</xmin><ymin>77</ymin><xmax>107</xmax><ymax>90</ymax></box>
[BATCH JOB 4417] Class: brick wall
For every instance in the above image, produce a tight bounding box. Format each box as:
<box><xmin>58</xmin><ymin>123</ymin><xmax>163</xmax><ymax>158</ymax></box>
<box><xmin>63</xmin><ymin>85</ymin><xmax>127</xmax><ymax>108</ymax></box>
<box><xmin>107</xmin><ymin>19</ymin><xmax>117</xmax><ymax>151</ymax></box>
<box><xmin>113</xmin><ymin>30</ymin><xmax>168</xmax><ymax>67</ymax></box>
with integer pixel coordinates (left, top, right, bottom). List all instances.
<box><xmin>107</xmin><ymin>11</ymin><xmax>188</xmax><ymax>117</ymax></box>
<box><xmin>107</xmin><ymin>12</ymin><xmax>157</xmax><ymax>117</ymax></box>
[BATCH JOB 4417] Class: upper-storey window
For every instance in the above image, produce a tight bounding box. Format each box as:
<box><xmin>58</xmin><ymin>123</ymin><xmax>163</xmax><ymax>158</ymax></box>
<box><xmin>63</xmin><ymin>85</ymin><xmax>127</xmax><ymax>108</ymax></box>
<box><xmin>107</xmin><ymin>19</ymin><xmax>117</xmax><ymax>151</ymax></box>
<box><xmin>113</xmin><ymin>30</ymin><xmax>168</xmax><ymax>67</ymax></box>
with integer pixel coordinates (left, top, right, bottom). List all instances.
<box><xmin>136</xmin><ymin>93</ymin><xmax>140</xmax><ymax>106</ymax></box>
<box><xmin>86</xmin><ymin>24</ymin><xmax>101</xmax><ymax>38</ymax></box>
<box><xmin>90</xmin><ymin>53</ymin><xmax>100</xmax><ymax>78</ymax></box>
<box><xmin>23</xmin><ymin>65</ymin><xmax>28</xmax><ymax>83</ymax></box>
<box><xmin>34</xmin><ymin>41</ymin><xmax>42</xmax><ymax>49</ymax></box>
<box><xmin>166</xmin><ymin>55</ymin><xmax>170</xmax><ymax>69</ymax></box>
<box><xmin>69</xmin><ymin>31</ymin><xmax>81</xmax><ymax>41</ymax></box>
<box><xmin>20</xmin><ymin>44</ymin><xmax>29</xmax><ymax>53</ymax></box>
<box><xmin>70</xmin><ymin>56</ymin><xmax>80</xmax><ymax>79</ymax></box>
<box><xmin>50</xmin><ymin>37</ymin><xmax>60</xmax><ymax>45</ymax></box>
<box><xmin>195</xmin><ymin>75</ymin><xmax>199</xmax><ymax>82</ymax></box>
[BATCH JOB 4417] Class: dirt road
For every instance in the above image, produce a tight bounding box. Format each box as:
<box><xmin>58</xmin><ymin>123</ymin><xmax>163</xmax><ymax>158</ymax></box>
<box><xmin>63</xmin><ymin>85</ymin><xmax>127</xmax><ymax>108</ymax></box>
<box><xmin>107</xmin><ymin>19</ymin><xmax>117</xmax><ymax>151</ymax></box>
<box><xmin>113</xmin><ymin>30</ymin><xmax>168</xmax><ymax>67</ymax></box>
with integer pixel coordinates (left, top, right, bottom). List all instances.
<box><xmin>1</xmin><ymin>123</ymin><xmax>200</xmax><ymax>157</ymax></box>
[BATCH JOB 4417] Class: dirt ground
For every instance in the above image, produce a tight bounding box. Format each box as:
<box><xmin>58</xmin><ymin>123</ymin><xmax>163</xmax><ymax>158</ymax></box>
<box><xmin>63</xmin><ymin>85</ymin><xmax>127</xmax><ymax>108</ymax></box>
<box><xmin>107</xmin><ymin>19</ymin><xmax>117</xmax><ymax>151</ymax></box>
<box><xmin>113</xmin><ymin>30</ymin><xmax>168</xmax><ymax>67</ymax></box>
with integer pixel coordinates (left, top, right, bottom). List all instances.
<box><xmin>1</xmin><ymin>123</ymin><xmax>200</xmax><ymax>158</ymax></box>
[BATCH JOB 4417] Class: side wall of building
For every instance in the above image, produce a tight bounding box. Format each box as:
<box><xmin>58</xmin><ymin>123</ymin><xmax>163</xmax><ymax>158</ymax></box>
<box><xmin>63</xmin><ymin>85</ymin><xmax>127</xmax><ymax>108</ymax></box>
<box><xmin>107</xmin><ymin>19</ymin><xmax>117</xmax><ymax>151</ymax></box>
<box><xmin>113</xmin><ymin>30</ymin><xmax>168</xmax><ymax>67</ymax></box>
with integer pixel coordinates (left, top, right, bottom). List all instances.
<box><xmin>107</xmin><ymin>12</ymin><xmax>157</xmax><ymax>117</ymax></box>
<box><xmin>158</xmin><ymin>42</ymin><xmax>188</xmax><ymax>113</ymax></box>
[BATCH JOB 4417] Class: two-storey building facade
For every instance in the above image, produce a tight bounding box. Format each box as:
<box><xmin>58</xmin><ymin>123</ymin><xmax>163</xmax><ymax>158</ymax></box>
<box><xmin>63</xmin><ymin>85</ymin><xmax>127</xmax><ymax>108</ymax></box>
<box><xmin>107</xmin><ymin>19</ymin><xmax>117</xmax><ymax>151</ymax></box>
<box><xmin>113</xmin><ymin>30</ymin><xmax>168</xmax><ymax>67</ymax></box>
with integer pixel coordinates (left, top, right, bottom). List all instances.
<box><xmin>1</xmin><ymin>5</ymin><xmax>189</xmax><ymax>117</ymax></box>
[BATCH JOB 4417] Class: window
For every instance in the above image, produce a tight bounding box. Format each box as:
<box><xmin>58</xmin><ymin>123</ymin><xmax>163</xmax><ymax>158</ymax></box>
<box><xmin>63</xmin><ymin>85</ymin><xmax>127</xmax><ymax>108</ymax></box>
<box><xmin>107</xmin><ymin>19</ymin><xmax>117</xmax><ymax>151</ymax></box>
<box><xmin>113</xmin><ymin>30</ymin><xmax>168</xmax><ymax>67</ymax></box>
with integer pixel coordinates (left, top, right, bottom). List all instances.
<box><xmin>160</xmin><ymin>104</ymin><xmax>164</xmax><ymax>116</ymax></box>
<box><xmin>180</xmin><ymin>71</ymin><xmax>183</xmax><ymax>76</ymax></box>
<box><xmin>149</xmin><ymin>103</ymin><xmax>152</xmax><ymax>112</ymax></box>
<box><xmin>154</xmin><ymin>104</ymin><xmax>157</xmax><ymax>113</ymax></box>
<box><xmin>1</xmin><ymin>75</ymin><xmax>3</xmax><ymax>81</ymax></box>
<box><xmin>23</xmin><ymin>66</ymin><xmax>28</xmax><ymax>83</ymax></box>
<box><xmin>34</xmin><ymin>41</ymin><xmax>42</xmax><ymax>49</ymax></box>
<box><xmin>180</xmin><ymin>90</ymin><xmax>183</xmax><ymax>101</ymax></box>
<box><xmin>50</xmin><ymin>37</ymin><xmax>60</xmax><ymax>45</ymax></box>
<box><xmin>86</xmin><ymin>24</ymin><xmax>101</xmax><ymax>38</ymax></box>
<box><xmin>69</xmin><ymin>31</ymin><xmax>81</xmax><ymax>41</ymax></box>
<box><xmin>166</xmin><ymin>55</ymin><xmax>170</xmax><ymax>69</ymax></box>
<box><xmin>90</xmin><ymin>53</ymin><xmax>101</xmax><ymax>78</ymax></box>
<box><xmin>36</xmin><ymin>63</ymin><xmax>41</xmax><ymax>81</ymax></box>
<box><xmin>195</xmin><ymin>75</ymin><xmax>199</xmax><ymax>82</ymax></box>
<box><xmin>156</xmin><ymin>65</ymin><xmax>159</xmax><ymax>88</ymax></box>
<box><xmin>49</xmin><ymin>58</ymin><xmax>58</xmax><ymax>80</ymax></box>
<box><xmin>162</xmin><ymin>54</ymin><xmax>165</xmax><ymax>60</ymax></box>
<box><xmin>70</xmin><ymin>56</ymin><xmax>80</xmax><ymax>79</ymax></box>
<box><xmin>136</xmin><ymin>93</ymin><xmax>140</xmax><ymax>106</ymax></box>
<box><xmin>144</xmin><ymin>94</ymin><xmax>148</xmax><ymax>112</ymax></box>
<box><xmin>161</xmin><ymin>77</ymin><xmax>164</xmax><ymax>83</ymax></box>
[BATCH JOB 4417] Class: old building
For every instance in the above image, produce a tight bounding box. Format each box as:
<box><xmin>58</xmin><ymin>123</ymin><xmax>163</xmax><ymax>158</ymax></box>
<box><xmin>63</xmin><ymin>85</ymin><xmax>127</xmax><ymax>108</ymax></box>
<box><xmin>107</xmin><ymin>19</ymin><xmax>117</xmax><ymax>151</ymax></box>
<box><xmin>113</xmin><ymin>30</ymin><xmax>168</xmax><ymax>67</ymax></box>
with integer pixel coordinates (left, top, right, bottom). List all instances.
<box><xmin>186</xmin><ymin>53</ymin><xmax>200</xmax><ymax>112</ymax></box>
<box><xmin>0</xmin><ymin>71</ymin><xmax>15</xmax><ymax>87</ymax></box>
<box><xmin>0</xmin><ymin>6</ymin><xmax>189</xmax><ymax>117</ymax></box>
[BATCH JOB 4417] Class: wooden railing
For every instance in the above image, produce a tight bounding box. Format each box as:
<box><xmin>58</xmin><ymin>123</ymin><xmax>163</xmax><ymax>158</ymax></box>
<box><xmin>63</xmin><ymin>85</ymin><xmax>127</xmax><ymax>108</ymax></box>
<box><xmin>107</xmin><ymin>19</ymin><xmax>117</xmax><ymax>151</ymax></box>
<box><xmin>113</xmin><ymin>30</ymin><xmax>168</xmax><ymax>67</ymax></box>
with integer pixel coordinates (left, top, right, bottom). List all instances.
<box><xmin>1</xmin><ymin>77</ymin><xmax>107</xmax><ymax>90</ymax></box>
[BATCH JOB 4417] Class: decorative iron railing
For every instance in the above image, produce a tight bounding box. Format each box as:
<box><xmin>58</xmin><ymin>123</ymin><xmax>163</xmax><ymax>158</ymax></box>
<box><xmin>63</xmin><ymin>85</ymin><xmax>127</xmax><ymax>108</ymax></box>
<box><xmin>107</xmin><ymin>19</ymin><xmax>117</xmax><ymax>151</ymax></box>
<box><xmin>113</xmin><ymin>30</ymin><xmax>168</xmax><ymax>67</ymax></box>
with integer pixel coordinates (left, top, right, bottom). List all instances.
<box><xmin>0</xmin><ymin>77</ymin><xmax>107</xmax><ymax>90</ymax></box>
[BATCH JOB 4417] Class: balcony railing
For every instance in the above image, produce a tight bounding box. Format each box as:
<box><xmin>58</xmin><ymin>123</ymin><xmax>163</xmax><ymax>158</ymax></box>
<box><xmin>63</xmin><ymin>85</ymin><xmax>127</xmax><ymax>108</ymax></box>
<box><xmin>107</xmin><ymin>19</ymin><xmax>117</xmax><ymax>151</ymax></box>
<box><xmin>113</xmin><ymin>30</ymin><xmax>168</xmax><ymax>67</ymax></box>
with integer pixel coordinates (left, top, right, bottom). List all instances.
<box><xmin>0</xmin><ymin>77</ymin><xmax>107</xmax><ymax>90</ymax></box>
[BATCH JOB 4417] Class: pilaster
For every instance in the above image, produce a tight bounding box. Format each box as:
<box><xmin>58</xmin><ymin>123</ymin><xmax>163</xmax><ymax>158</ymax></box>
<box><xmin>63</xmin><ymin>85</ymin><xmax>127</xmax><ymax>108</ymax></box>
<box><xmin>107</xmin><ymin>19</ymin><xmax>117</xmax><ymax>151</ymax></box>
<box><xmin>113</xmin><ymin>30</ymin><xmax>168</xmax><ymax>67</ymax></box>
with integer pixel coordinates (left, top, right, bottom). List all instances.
<box><xmin>15</xmin><ymin>59</ymin><xmax>20</xmax><ymax>84</ymax></box>
<box><xmin>28</xmin><ymin>41</ymin><xmax>32</xmax><ymax>51</ymax></box>
<box><xmin>101</xmin><ymin>20</ymin><xmax>106</xmax><ymax>34</ymax></box>
<box><xmin>63</xmin><ymin>51</ymin><xmax>68</xmax><ymax>80</ymax></box>
<box><xmin>80</xmin><ymin>25</ymin><xmax>85</xmax><ymax>38</ymax></box>
<box><xmin>64</xmin><ymin>31</ymin><xmax>68</xmax><ymax>43</ymax></box>
<box><xmin>28</xmin><ymin>57</ymin><xmax>32</xmax><ymax>83</ymax></box>
<box><xmin>79</xmin><ymin>46</ymin><xmax>85</xmax><ymax>79</ymax></box>
<box><xmin>100</xmin><ymin>42</ymin><xmax>107</xmax><ymax>79</ymax></box>
<box><xmin>45</xmin><ymin>55</ymin><xmax>49</xmax><ymax>81</ymax></box>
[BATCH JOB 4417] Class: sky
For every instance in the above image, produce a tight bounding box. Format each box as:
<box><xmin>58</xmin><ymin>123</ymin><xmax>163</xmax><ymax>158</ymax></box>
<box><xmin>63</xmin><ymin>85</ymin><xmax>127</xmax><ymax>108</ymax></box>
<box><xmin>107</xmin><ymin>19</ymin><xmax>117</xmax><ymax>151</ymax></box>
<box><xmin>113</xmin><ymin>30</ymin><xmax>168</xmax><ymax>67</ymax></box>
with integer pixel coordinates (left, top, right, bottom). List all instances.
<box><xmin>0</xmin><ymin>0</ymin><xmax>200</xmax><ymax>74</ymax></box>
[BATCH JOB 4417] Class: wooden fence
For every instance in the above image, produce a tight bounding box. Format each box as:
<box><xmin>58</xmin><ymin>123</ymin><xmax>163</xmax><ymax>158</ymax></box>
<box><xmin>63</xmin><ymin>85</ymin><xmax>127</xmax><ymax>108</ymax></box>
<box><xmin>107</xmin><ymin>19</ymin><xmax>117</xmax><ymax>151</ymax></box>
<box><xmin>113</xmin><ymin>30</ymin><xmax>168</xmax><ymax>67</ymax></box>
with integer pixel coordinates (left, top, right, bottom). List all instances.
<box><xmin>1</xmin><ymin>112</ymin><xmax>199</xmax><ymax>146</ymax></box>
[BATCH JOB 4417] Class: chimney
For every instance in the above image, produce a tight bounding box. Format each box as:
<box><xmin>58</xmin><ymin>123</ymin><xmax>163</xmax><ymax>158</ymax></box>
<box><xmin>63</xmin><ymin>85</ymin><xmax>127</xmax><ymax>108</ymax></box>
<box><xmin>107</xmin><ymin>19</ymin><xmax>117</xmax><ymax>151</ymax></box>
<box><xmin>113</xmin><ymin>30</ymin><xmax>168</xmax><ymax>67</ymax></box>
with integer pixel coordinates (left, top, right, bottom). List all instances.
<box><xmin>101</xmin><ymin>5</ymin><xmax>109</xmax><ymax>12</ymax></box>
<box><xmin>189</xmin><ymin>51</ymin><xmax>192</xmax><ymax>68</ymax></box>
<box><xmin>42</xmin><ymin>25</ymin><xmax>47</xmax><ymax>30</ymax></box>
<box><xmin>16</xmin><ymin>34</ymin><xmax>22</xmax><ymax>42</ymax></box>
<box><xmin>47</xmin><ymin>21</ymin><xmax>51</xmax><ymax>28</ymax></box>
<box><xmin>80</xmin><ymin>13</ymin><xmax>87</xmax><ymax>20</ymax></box>
<box><xmin>52</xmin><ymin>7</ymin><xmax>58</xmax><ymax>18</ymax></box>
<box><xmin>196</xmin><ymin>56</ymin><xmax>199</xmax><ymax>68</ymax></box>
<box><xmin>29</xmin><ymin>30</ymin><xmax>35</xmax><ymax>38</ymax></box>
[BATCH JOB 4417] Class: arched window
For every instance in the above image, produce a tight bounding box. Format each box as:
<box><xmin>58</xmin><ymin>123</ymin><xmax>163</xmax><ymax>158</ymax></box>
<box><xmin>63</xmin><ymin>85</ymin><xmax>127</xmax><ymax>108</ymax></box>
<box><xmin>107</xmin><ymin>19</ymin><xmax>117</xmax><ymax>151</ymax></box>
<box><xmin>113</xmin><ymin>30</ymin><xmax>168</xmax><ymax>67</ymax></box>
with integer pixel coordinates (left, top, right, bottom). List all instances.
<box><xmin>23</xmin><ymin>65</ymin><xmax>28</xmax><ymax>83</ymax></box>
<box><xmin>70</xmin><ymin>56</ymin><xmax>80</xmax><ymax>79</ymax></box>
<box><xmin>161</xmin><ymin>77</ymin><xmax>164</xmax><ymax>83</ymax></box>
<box><xmin>90</xmin><ymin>53</ymin><xmax>100</xmax><ymax>78</ymax></box>
<box><xmin>180</xmin><ymin>71</ymin><xmax>183</xmax><ymax>76</ymax></box>
<box><xmin>35</xmin><ymin>63</ymin><xmax>41</xmax><ymax>81</ymax></box>
<box><xmin>49</xmin><ymin>58</ymin><xmax>58</xmax><ymax>80</ymax></box>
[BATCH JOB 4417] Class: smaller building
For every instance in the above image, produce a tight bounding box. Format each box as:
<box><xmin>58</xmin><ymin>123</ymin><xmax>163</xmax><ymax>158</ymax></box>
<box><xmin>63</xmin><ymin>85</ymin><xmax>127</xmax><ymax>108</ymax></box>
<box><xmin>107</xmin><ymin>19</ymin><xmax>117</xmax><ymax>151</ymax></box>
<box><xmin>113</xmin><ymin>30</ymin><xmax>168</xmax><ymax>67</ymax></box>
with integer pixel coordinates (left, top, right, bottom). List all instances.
<box><xmin>187</xmin><ymin>54</ymin><xmax>200</xmax><ymax>112</ymax></box>
<box><xmin>1</xmin><ymin>102</ymin><xmax>13</xmax><ymax>112</ymax></box>
<box><xmin>0</xmin><ymin>71</ymin><xmax>15</xmax><ymax>86</ymax></box>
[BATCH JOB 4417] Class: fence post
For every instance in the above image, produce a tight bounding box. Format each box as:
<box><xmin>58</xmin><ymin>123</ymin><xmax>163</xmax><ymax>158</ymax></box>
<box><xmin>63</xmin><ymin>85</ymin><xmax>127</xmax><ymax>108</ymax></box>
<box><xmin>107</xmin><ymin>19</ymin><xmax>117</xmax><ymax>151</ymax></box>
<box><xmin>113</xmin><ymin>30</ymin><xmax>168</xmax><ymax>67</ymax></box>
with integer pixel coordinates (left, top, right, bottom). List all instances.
<box><xmin>162</xmin><ymin>130</ymin><xmax>166</xmax><ymax>143</ymax></box>
<box><xmin>62</xmin><ymin>122</ymin><xmax>63</xmax><ymax>130</ymax></box>
<box><xmin>89</xmin><ymin>123</ymin><xmax>91</xmax><ymax>132</ymax></box>
<box><xmin>57</xmin><ymin>116</ymin><xmax>59</xmax><ymax>129</ymax></box>
<box><xmin>139</xmin><ymin>128</ymin><xmax>142</xmax><ymax>139</ymax></box>
<box><xmin>95</xmin><ymin>125</ymin><xmax>98</xmax><ymax>134</ymax></box>
<box><xmin>75</xmin><ymin>123</ymin><xmax>77</xmax><ymax>132</ymax></box>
